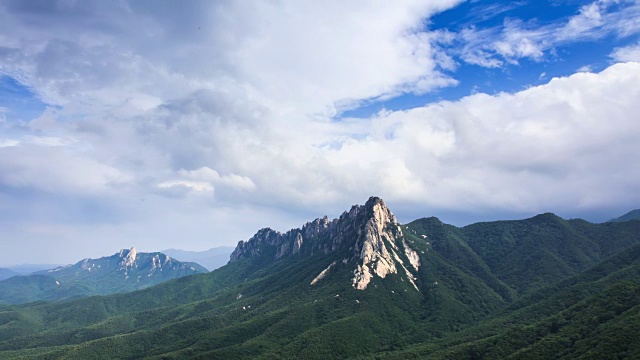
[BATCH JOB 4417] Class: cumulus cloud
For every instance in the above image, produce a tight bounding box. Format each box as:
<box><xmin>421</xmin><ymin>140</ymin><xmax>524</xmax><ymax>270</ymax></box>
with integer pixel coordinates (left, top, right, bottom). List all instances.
<box><xmin>185</xmin><ymin>62</ymin><xmax>640</xmax><ymax>216</ymax></box>
<box><xmin>356</xmin><ymin>63</ymin><xmax>640</xmax><ymax>212</ymax></box>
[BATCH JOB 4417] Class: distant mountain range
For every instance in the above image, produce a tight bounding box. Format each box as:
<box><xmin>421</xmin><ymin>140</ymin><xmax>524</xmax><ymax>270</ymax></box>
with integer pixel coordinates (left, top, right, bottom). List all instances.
<box><xmin>161</xmin><ymin>246</ymin><xmax>234</xmax><ymax>271</ymax></box>
<box><xmin>0</xmin><ymin>198</ymin><xmax>639</xmax><ymax>358</ymax></box>
<box><xmin>0</xmin><ymin>248</ymin><xmax>207</xmax><ymax>304</ymax></box>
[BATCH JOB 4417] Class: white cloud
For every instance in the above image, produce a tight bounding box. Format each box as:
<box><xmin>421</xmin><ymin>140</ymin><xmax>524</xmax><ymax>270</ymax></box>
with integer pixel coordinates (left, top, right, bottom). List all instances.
<box><xmin>558</xmin><ymin>2</ymin><xmax>605</xmax><ymax>39</ymax></box>
<box><xmin>268</xmin><ymin>62</ymin><xmax>640</xmax><ymax>216</ymax></box>
<box><xmin>360</xmin><ymin>62</ymin><xmax>640</xmax><ymax>211</ymax></box>
<box><xmin>0</xmin><ymin>143</ymin><xmax>130</xmax><ymax>194</ymax></box>
<box><xmin>577</xmin><ymin>65</ymin><xmax>593</xmax><ymax>72</ymax></box>
<box><xmin>610</xmin><ymin>43</ymin><xmax>640</xmax><ymax>62</ymax></box>
<box><xmin>157</xmin><ymin>167</ymin><xmax>256</xmax><ymax>195</ymax></box>
<box><xmin>0</xmin><ymin>139</ymin><xmax>19</xmax><ymax>147</ymax></box>
<box><xmin>157</xmin><ymin>180</ymin><xmax>214</xmax><ymax>193</ymax></box>
<box><xmin>493</xmin><ymin>20</ymin><xmax>545</xmax><ymax>61</ymax></box>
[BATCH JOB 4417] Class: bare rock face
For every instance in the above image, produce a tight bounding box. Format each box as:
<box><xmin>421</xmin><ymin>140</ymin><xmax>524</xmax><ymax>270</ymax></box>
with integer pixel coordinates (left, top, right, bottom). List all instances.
<box><xmin>229</xmin><ymin>197</ymin><xmax>421</xmax><ymax>291</ymax></box>
<box><xmin>292</xmin><ymin>233</ymin><xmax>303</xmax><ymax>255</ymax></box>
<box><xmin>350</xmin><ymin>198</ymin><xmax>419</xmax><ymax>290</ymax></box>
<box><xmin>352</xmin><ymin>199</ymin><xmax>399</xmax><ymax>289</ymax></box>
<box><xmin>119</xmin><ymin>247</ymin><xmax>138</xmax><ymax>267</ymax></box>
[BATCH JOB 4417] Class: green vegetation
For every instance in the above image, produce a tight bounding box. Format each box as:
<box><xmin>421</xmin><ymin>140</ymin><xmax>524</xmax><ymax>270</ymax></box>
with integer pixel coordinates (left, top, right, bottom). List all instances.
<box><xmin>0</xmin><ymin>212</ymin><xmax>638</xmax><ymax>358</ymax></box>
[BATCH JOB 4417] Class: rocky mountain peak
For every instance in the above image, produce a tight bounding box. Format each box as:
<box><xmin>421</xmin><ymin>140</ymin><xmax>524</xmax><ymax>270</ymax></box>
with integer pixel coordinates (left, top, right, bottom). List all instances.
<box><xmin>229</xmin><ymin>196</ymin><xmax>421</xmax><ymax>291</ymax></box>
<box><xmin>119</xmin><ymin>247</ymin><xmax>137</xmax><ymax>267</ymax></box>
<box><xmin>365</xmin><ymin>197</ymin><xmax>399</xmax><ymax>229</ymax></box>
<box><xmin>351</xmin><ymin>197</ymin><xmax>417</xmax><ymax>290</ymax></box>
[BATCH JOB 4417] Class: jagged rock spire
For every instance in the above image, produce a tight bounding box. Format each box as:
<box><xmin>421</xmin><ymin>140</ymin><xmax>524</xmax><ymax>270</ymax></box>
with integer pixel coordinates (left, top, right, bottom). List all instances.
<box><xmin>351</xmin><ymin>197</ymin><xmax>419</xmax><ymax>290</ymax></box>
<box><xmin>229</xmin><ymin>196</ymin><xmax>421</xmax><ymax>291</ymax></box>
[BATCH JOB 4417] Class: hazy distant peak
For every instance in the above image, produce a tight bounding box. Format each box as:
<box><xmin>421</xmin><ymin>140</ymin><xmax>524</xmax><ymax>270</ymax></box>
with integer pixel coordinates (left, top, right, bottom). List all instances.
<box><xmin>0</xmin><ymin>248</ymin><xmax>208</xmax><ymax>304</ymax></box>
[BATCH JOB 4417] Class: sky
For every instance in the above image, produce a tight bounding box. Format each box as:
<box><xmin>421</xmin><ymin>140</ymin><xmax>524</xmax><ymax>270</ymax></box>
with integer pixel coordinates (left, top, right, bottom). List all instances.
<box><xmin>1</xmin><ymin>0</ymin><xmax>640</xmax><ymax>265</ymax></box>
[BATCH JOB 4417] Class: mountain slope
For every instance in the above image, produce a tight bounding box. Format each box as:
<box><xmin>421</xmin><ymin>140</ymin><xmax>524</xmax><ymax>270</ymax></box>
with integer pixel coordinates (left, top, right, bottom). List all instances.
<box><xmin>608</xmin><ymin>209</ymin><xmax>640</xmax><ymax>222</ymax></box>
<box><xmin>0</xmin><ymin>248</ymin><xmax>207</xmax><ymax>304</ymax></box>
<box><xmin>406</xmin><ymin>214</ymin><xmax>640</xmax><ymax>295</ymax></box>
<box><xmin>384</xmin><ymin>242</ymin><xmax>640</xmax><ymax>359</ymax></box>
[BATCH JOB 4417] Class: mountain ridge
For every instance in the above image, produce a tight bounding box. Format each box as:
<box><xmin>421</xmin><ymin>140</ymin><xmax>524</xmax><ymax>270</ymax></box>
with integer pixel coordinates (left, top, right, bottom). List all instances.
<box><xmin>608</xmin><ymin>208</ymin><xmax>640</xmax><ymax>222</ymax></box>
<box><xmin>230</xmin><ymin>197</ymin><xmax>421</xmax><ymax>291</ymax></box>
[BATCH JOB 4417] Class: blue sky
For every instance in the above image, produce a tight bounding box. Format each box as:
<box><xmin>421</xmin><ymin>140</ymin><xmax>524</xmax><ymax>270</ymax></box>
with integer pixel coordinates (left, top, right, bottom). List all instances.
<box><xmin>0</xmin><ymin>75</ymin><xmax>46</xmax><ymax>122</ymax></box>
<box><xmin>344</xmin><ymin>0</ymin><xmax>640</xmax><ymax>118</ymax></box>
<box><xmin>1</xmin><ymin>0</ymin><xmax>640</xmax><ymax>264</ymax></box>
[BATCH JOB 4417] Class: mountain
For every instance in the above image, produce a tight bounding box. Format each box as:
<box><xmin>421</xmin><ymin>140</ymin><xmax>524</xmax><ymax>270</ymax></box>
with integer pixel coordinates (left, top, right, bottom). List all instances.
<box><xmin>0</xmin><ymin>248</ymin><xmax>208</xmax><ymax>304</ymax></box>
<box><xmin>0</xmin><ymin>269</ymin><xmax>19</xmax><ymax>281</ymax></box>
<box><xmin>229</xmin><ymin>196</ymin><xmax>421</xmax><ymax>291</ymax></box>
<box><xmin>161</xmin><ymin>246</ymin><xmax>234</xmax><ymax>271</ymax></box>
<box><xmin>608</xmin><ymin>209</ymin><xmax>640</xmax><ymax>222</ymax></box>
<box><xmin>0</xmin><ymin>197</ymin><xmax>638</xmax><ymax>359</ymax></box>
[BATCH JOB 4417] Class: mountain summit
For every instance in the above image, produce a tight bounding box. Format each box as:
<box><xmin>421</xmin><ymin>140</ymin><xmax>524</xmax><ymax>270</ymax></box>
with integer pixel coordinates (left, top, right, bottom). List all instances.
<box><xmin>230</xmin><ymin>196</ymin><xmax>420</xmax><ymax>291</ymax></box>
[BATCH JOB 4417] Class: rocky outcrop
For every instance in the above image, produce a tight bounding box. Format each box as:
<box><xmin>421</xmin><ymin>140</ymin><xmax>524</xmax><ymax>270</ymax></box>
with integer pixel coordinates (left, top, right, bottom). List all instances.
<box><xmin>229</xmin><ymin>196</ymin><xmax>422</xmax><ymax>291</ymax></box>
<box><xmin>310</xmin><ymin>261</ymin><xmax>337</xmax><ymax>285</ymax></box>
